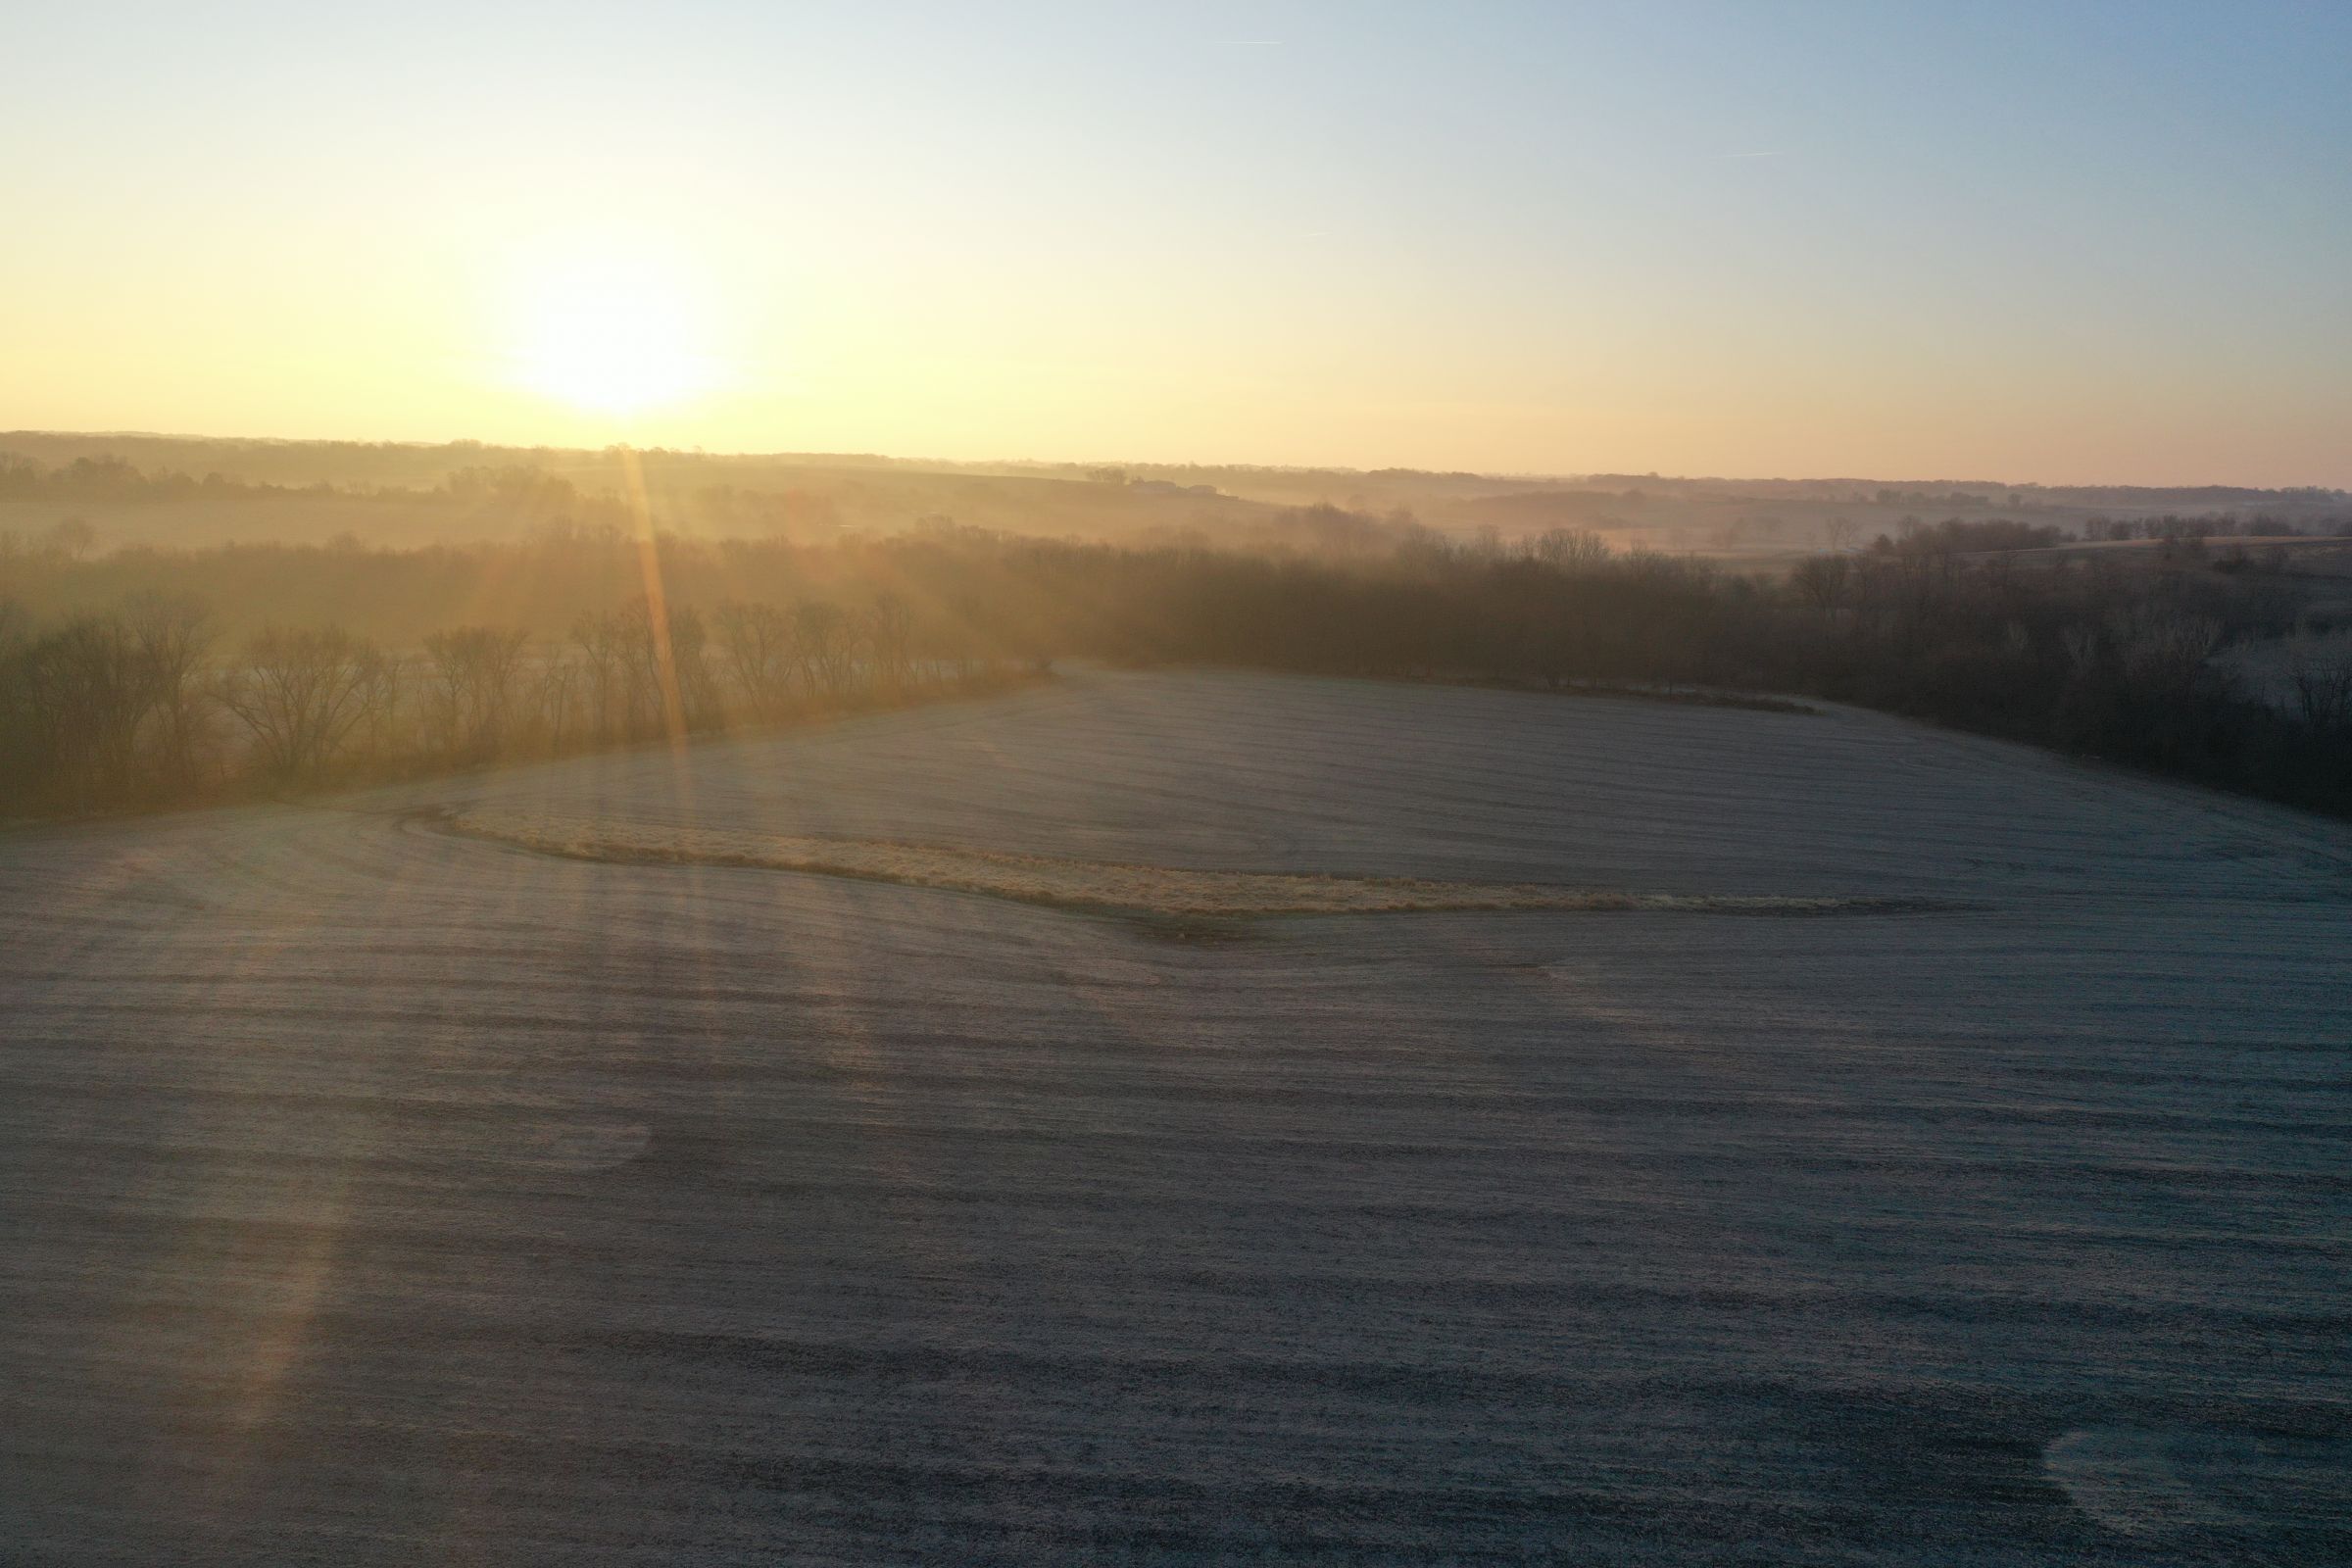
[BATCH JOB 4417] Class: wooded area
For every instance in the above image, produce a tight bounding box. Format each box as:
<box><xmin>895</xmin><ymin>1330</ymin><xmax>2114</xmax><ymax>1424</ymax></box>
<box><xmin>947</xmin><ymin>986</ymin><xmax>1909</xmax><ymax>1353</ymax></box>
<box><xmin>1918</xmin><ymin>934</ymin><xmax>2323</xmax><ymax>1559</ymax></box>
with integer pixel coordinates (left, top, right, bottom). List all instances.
<box><xmin>5</xmin><ymin>517</ymin><xmax>2349</xmax><ymax>816</ymax></box>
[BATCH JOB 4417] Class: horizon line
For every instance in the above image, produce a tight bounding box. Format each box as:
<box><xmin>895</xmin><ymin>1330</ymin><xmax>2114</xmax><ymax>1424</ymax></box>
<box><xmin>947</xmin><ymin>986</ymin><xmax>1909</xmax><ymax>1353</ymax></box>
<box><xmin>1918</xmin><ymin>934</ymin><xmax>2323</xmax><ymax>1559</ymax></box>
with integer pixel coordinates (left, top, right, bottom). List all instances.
<box><xmin>2</xmin><ymin>426</ymin><xmax>2345</xmax><ymax>499</ymax></box>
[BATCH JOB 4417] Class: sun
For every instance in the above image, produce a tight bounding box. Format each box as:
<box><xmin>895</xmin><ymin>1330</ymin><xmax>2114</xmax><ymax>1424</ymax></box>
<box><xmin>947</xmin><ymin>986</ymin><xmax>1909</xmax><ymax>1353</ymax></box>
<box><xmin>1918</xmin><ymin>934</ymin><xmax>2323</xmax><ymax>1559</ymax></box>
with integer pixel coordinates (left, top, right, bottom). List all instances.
<box><xmin>505</xmin><ymin>247</ymin><xmax>719</xmax><ymax>417</ymax></box>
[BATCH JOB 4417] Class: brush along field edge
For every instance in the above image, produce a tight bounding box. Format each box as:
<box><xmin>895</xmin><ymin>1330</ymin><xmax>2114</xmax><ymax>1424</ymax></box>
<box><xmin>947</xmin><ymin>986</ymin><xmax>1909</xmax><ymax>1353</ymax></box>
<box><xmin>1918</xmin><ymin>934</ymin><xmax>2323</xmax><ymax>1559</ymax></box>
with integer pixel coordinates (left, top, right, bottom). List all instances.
<box><xmin>444</xmin><ymin>809</ymin><xmax>1965</xmax><ymax>917</ymax></box>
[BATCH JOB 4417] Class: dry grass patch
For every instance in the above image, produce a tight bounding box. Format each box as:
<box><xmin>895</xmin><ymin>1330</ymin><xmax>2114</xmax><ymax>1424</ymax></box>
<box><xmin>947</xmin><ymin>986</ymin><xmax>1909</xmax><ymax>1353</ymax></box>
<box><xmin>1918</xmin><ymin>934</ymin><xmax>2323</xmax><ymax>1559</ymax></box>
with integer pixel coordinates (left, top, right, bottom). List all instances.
<box><xmin>448</xmin><ymin>809</ymin><xmax>1956</xmax><ymax>918</ymax></box>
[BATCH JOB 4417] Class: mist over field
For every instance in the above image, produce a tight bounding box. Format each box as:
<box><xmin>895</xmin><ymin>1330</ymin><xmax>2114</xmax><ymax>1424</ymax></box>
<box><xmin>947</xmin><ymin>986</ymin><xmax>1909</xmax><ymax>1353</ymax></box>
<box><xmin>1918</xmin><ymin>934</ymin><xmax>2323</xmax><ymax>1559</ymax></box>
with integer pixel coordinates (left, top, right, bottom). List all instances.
<box><xmin>9</xmin><ymin>1</ymin><xmax>2352</xmax><ymax>1562</ymax></box>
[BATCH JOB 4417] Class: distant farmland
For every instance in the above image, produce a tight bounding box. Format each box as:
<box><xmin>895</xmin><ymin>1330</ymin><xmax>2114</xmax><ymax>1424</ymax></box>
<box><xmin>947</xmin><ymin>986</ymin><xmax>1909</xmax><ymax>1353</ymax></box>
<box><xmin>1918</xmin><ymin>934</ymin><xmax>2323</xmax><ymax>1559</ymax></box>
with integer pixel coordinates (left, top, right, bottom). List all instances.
<box><xmin>3</xmin><ymin>669</ymin><xmax>2347</xmax><ymax>1563</ymax></box>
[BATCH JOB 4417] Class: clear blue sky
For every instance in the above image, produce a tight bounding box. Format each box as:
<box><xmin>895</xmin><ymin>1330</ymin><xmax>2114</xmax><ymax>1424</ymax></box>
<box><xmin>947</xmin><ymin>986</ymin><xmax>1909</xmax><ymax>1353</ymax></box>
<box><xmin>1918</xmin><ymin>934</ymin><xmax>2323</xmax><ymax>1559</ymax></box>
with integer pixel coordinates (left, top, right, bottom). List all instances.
<box><xmin>5</xmin><ymin>1</ymin><xmax>2348</xmax><ymax>482</ymax></box>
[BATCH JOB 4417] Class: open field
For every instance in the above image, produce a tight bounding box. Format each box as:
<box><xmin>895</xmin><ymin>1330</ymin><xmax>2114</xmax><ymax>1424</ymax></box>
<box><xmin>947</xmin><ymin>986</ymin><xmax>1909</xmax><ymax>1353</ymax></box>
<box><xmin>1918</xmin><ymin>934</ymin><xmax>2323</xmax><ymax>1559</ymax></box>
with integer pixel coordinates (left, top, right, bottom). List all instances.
<box><xmin>4</xmin><ymin>669</ymin><xmax>2349</xmax><ymax>1564</ymax></box>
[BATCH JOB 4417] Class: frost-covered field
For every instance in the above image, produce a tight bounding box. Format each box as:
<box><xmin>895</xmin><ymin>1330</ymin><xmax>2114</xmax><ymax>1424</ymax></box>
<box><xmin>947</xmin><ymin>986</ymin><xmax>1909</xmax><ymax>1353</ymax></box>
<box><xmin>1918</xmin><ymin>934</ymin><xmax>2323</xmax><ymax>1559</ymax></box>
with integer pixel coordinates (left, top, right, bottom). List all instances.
<box><xmin>3</xmin><ymin>668</ymin><xmax>2348</xmax><ymax>1565</ymax></box>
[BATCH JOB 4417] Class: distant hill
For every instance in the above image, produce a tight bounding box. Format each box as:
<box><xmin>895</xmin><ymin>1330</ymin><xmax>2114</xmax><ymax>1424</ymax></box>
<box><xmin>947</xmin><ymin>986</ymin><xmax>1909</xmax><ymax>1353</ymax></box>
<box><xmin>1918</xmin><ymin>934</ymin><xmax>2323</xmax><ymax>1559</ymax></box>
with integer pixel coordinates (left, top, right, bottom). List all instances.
<box><xmin>2</xmin><ymin>432</ymin><xmax>2344</xmax><ymax>556</ymax></box>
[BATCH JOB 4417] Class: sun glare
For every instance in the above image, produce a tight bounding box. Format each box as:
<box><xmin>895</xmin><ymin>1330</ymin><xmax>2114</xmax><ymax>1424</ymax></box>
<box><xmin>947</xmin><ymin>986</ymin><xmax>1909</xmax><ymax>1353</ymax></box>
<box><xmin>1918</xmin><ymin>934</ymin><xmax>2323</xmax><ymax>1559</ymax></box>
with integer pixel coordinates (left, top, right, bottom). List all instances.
<box><xmin>506</xmin><ymin>248</ymin><xmax>718</xmax><ymax>417</ymax></box>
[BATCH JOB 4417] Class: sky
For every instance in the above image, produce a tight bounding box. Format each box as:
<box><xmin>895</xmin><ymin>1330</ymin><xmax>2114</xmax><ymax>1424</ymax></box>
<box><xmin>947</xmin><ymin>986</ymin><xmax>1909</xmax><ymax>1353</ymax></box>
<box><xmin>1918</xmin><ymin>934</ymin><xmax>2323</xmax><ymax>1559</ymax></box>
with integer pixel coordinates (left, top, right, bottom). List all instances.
<box><xmin>4</xmin><ymin>1</ymin><xmax>2349</xmax><ymax>484</ymax></box>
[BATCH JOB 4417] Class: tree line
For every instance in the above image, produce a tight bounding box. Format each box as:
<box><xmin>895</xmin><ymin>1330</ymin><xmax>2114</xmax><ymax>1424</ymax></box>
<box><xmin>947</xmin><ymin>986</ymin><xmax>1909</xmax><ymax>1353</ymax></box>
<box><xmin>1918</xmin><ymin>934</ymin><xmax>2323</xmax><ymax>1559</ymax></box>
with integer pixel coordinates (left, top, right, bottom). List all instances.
<box><xmin>0</xmin><ymin>449</ymin><xmax>627</xmax><ymax>514</ymax></box>
<box><xmin>0</xmin><ymin>583</ymin><xmax>1011</xmax><ymax>815</ymax></box>
<box><xmin>4</xmin><ymin>518</ymin><xmax>2349</xmax><ymax>817</ymax></box>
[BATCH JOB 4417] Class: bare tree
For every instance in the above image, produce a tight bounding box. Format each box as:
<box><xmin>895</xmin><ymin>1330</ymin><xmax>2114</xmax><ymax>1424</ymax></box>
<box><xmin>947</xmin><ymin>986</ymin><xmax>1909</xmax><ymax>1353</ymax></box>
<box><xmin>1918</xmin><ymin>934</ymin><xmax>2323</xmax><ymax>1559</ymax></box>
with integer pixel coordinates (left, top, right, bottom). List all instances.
<box><xmin>45</xmin><ymin>516</ymin><xmax>96</xmax><ymax>561</ymax></box>
<box><xmin>2111</xmin><ymin>605</ymin><xmax>2223</xmax><ymax>703</ymax></box>
<box><xmin>124</xmin><ymin>592</ymin><xmax>213</xmax><ymax>792</ymax></box>
<box><xmin>606</xmin><ymin>597</ymin><xmax>713</xmax><ymax>736</ymax></box>
<box><xmin>865</xmin><ymin>593</ymin><xmax>914</xmax><ymax>693</ymax></box>
<box><xmin>1531</xmin><ymin>528</ymin><xmax>1611</xmax><ymax>573</ymax></box>
<box><xmin>218</xmin><ymin>625</ymin><xmax>387</xmax><ymax>781</ymax></box>
<box><xmin>19</xmin><ymin>616</ymin><xmax>152</xmax><ymax>805</ymax></box>
<box><xmin>662</xmin><ymin>603</ymin><xmax>718</xmax><ymax>730</ymax></box>
<box><xmin>1789</xmin><ymin>553</ymin><xmax>1852</xmax><ymax>612</ymax></box>
<box><xmin>421</xmin><ymin>625</ymin><xmax>531</xmax><ymax>760</ymax></box>
<box><xmin>570</xmin><ymin>612</ymin><xmax>627</xmax><ymax>742</ymax></box>
<box><xmin>532</xmin><ymin>657</ymin><xmax>581</xmax><ymax>754</ymax></box>
<box><xmin>359</xmin><ymin>653</ymin><xmax>407</xmax><ymax>761</ymax></box>
<box><xmin>792</xmin><ymin>600</ymin><xmax>853</xmax><ymax>699</ymax></box>
<box><xmin>2288</xmin><ymin>632</ymin><xmax>2352</xmax><ymax>733</ymax></box>
<box><xmin>714</xmin><ymin>601</ymin><xmax>796</xmax><ymax>717</ymax></box>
